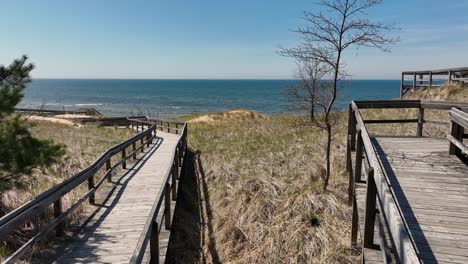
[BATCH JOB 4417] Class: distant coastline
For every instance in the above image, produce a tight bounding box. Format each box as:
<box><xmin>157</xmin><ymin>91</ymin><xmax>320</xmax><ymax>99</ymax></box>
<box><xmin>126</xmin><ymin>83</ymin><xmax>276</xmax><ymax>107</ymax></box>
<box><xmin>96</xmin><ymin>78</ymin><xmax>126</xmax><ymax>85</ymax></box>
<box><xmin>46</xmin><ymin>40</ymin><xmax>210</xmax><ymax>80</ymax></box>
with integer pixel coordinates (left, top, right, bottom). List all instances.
<box><xmin>20</xmin><ymin>79</ymin><xmax>401</xmax><ymax>117</ymax></box>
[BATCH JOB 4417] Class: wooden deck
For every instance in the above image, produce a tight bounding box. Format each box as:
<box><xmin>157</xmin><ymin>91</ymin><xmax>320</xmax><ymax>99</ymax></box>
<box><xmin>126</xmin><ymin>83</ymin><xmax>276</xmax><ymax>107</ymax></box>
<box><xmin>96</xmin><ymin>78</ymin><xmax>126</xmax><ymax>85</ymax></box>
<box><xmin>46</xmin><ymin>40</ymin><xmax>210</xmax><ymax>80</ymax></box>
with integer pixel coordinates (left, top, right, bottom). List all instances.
<box><xmin>356</xmin><ymin>136</ymin><xmax>468</xmax><ymax>263</ymax></box>
<box><xmin>347</xmin><ymin>100</ymin><xmax>468</xmax><ymax>263</ymax></box>
<box><xmin>374</xmin><ymin>136</ymin><xmax>468</xmax><ymax>263</ymax></box>
<box><xmin>48</xmin><ymin>131</ymin><xmax>182</xmax><ymax>263</ymax></box>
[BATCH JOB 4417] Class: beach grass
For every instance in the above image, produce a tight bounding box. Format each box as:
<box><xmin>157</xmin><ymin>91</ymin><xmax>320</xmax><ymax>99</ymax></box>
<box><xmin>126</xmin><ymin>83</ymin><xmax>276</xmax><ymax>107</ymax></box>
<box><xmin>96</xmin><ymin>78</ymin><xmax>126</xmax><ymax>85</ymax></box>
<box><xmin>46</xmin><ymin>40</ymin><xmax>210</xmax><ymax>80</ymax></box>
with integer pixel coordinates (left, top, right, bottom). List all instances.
<box><xmin>173</xmin><ymin>84</ymin><xmax>467</xmax><ymax>263</ymax></box>
<box><xmin>0</xmin><ymin>121</ymin><xmax>133</xmax><ymax>259</ymax></box>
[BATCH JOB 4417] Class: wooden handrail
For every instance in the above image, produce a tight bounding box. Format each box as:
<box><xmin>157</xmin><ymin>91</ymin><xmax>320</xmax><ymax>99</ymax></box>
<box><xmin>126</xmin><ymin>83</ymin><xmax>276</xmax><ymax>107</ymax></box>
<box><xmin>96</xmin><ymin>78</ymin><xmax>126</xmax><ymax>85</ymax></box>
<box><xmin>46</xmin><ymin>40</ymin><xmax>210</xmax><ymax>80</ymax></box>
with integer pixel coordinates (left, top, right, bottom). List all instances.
<box><xmin>0</xmin><ymin>119</ymin><xmax>157</xmax><ymax>263</ymax></box>
<box><xmin>449</xmin><ymin>108</ymin><xmax>468</xmax><ymax>156</ymax></box>
<box><xmin>347</xmin><ymin>100</ymin><xmax>468</xmax><ymax>263</ymax></box>
<box><xmin>130</xmin><ymin>121</ymin><xmax>188</xmax><ymax>264</ymax></box>
<box><xmin>350</xmin><ymin>102</ymin><xmax>420</xmax><ymax>263</ymax></box>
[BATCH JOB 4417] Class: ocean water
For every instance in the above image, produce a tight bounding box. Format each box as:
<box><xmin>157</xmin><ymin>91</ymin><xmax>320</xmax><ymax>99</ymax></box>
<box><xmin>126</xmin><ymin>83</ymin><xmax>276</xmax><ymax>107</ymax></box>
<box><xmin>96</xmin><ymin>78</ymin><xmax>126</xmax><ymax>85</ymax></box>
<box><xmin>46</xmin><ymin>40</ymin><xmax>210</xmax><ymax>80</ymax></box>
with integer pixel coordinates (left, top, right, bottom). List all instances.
<box><xmin>20</xmin><ymin>79</ymin><xmax>401</xmax><ymax>117</ymax></box>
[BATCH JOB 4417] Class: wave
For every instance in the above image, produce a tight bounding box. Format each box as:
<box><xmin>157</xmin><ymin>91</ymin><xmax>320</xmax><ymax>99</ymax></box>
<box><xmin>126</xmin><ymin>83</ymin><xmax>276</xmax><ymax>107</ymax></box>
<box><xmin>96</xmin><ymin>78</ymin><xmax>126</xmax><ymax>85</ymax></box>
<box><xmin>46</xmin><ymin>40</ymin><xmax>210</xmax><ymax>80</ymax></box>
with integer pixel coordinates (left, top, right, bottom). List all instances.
<box><xmin>74</xmin><ymin>103</ymin><xmax>103</xmax><ymax>106</ymax></box>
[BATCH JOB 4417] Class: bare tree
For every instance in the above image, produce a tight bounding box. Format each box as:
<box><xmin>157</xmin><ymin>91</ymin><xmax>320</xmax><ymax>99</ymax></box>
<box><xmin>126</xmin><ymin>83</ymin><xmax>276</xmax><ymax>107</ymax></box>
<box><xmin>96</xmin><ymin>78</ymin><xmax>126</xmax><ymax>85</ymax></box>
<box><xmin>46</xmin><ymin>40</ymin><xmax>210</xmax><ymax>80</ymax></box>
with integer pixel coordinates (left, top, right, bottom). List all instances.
<box><xmin>286</xmin><ymin>60</ymin><xmax>331</xmax><ymax>122</ymax></box>
<box><xmin>280</xmin><ymin>0</ymin><xmax>398</xmax><ymax>191</ymax></box>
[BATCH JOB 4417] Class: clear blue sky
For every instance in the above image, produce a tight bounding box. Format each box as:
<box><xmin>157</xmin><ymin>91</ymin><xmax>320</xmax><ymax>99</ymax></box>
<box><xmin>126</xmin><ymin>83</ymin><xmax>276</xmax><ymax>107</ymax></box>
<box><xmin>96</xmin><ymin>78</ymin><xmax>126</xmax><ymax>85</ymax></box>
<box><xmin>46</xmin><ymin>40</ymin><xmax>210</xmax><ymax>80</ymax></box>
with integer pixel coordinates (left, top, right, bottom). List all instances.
<box><xmin>1</xmin><ymin>0</ymin><xmax>467</xmax><ymax>79</ymax></box>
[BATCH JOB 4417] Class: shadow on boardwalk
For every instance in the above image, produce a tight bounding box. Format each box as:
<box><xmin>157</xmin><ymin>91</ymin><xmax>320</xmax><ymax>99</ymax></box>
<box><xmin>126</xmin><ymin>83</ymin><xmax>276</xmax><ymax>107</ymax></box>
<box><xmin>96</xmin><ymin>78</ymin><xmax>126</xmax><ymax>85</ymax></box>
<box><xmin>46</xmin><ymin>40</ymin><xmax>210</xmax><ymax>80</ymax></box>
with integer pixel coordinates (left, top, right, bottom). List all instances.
<box><xmin>33</xmin><ymin>138</ymin><xmax>164</xmax><ymax>263</ymax></box>
<box><xmin>166</xmin><ymin>151</ymin><xmax>221</xmax><ymax>264</ymax></box>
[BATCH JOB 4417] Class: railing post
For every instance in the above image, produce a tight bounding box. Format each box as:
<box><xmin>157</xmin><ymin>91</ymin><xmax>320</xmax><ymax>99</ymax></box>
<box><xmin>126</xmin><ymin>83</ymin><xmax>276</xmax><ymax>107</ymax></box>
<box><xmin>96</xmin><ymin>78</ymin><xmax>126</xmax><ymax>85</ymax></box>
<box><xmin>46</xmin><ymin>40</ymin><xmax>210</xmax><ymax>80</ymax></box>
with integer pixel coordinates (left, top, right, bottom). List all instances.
<box><xmin>175</xmin><ymin>123</ymin><xmax>179</xmax><ymax>134</ymax></box>
<box><xmin>122</xmin><ymin>148</ymin><xmax>127</xmax><ymax>169</ymax></box>
<box><xmin>141</xmin><ymin>137</ymin><xmax>144</xmax><ymax>152</ymax></box>
<box><xmin>355</xmin><ymin>130</ymin><xmax>364</xmax><ymax>183</ymax></box>
<box><xmin>347</xmin><ymin>165</ymin><xmax>354</xmax><ymax>206</ymax></box>
<box><xmin>167</xmin><ymin>122</ymin><xmax>170</xmax><ymax>133</ymax></box>
<box><xmin>363</xmin><ymin>168</ymin><xmax>377</xmax><ymax>248</ymax></box>
<box><xmin>133</xmin><ymin>142</ymin><xmax>137</xmax><ymax>159</ymax></box>
<box><xmin>348</xmin><ymin>105</ymin><xmax>357</xmax><ymax>151</ymax></box>
<box><xmin>54</xmin><ymin>198</ymin><xmax>64</xmax><ymax>236</ymax></box>
<box><xmin>165</xmin><ymin>183</ymin><xmax>171</xmax><ymax>230</ymax></box>
<box><xmin>417</xmin><ymin>107</ymin><xmax>425</xmax><ymax>137</ymax></box>
<box><xmin>172</xmin><ymin>155</ymin><xmax>178</xmax><ymax>200</ymax></box>
<box><xmin>449</xmin><ymin>121</ymin><xmax>464</xmax><ymax>155</ymax></box>
<box><xmin>178</xmin><ymin>142</ymin><xmax>183</xmax><ymax>165</ymax></box>
<box><xmin>147</xmin><ymin>133</ymin><xmax>151</xmax><ymax>147</ymax></box>
<box><xmin>400</xmin><ymin>73</ymin><xmax>404</xmax><ymax>98</ymax></box>
<box><xmin>351</xmin><ymin>195</ymin><xmax>358</xmax><ymax>247</ymax></box>
<box><xmin>429</xmin><ymin>72</ymin><xmax>433</xmax><ymax>88</ymax></box>
<box><xmin>88</xmin><ymin>175</ymin><xmax>95</xmax><ymax>205</ymax></box>
<box><xmin>106</xmin><ymin>159</ymin><xmax>112</xmax><ymax>182</ymax></box>
<box><xmin>150</xmin><ymin>221</ymin><xmax>160</xmax><ymax>264</ymax></box>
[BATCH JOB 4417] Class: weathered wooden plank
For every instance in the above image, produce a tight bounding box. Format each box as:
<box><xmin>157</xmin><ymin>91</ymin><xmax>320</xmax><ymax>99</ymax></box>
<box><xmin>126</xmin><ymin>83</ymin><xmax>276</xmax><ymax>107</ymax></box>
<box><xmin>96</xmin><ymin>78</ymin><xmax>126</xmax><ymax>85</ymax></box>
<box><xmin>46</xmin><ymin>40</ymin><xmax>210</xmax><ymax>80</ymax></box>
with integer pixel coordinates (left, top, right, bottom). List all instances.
<box><xmin>352</xmin><ymin>103</ymin><xmax>420</xmax><ymax>263</ymax></box>
<box><xmin>373</xmin><ymin>136</ymin><xmax>468</xmax><ymax>263</ymax></box>
<box><xmin>46</xmin><ymin>131</ymin><xmax>183</xmax><ymax>263</ymax></box>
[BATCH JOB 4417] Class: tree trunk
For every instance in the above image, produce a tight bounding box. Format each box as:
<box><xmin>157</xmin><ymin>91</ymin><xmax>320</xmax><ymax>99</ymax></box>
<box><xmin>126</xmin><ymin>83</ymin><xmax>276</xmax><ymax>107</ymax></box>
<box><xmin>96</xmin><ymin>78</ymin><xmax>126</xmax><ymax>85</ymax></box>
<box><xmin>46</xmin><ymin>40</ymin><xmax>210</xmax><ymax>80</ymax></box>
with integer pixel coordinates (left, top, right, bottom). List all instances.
<box><xmin>323</xmin><ymin>123</ymin><xmax>332</xmax><ymax>191</ymax></box>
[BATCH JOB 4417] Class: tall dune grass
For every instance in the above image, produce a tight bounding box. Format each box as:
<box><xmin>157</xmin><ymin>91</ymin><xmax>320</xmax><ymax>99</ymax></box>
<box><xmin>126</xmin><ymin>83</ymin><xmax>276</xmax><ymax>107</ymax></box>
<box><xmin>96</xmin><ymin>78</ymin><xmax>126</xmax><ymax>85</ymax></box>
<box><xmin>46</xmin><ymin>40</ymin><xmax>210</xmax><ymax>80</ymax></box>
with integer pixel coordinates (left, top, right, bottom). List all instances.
<box><xmin>183</xmin><ymin>85</ymin><xmax>467</xmax><ymax>263</ymax></box>
<box><xmin>0</xmin><ymin>121</ymin><xmax>133</xmax><ymax>259</ymax></box>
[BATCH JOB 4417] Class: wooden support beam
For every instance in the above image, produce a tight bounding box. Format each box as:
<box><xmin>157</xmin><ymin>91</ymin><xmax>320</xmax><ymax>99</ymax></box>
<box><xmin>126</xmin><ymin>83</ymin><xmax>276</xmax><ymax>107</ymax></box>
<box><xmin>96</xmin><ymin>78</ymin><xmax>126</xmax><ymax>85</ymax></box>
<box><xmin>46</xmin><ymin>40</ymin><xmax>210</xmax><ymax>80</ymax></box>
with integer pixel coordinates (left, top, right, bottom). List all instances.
<box><xmin>53</xmin><ymin>198</ymin><xmax>64</xmax><ymax>236</ymax></box>
<box><xmin>413</xmin><ymin>73</ymin><xmax>416</xmax><ymax>91</ymax></box>
<box><xmin>355</xmin><ymin>131</ymin><xmax>364</xmax><ymax>182</ymax></box>
<box><xmin>88</xmin><ymin>176</ymin><xmax>95</xmax><ymax>205</ymax></box>
<box><xmin>400</xmin><ymin>73</ymin><xmax>405</xmax><ymax>98</ymax></box>
<box><xmin>349</xmin><ymin>106</ymin><xmax>357</xmax><ymax>151</ymax></box>
<box><xmin>351</xmin><ymin>195</ymin><xmax>358</xmax><ymax>247</ymax></box>
<box><xmin>449</xmin><ymin>122</ymin><xmax>464</xmax><ymax>155</ymax></box>
<box><xmin>165</xmin><ymin>183</ymin><xmax>171</xmax><ymax>230</ymax></box>
<box><xmin>122</xmin><ymin>149</ymin><xmax>127</xmax><ymax>169</ymax></box>
<box><xmin>417</xmin><ymin>107</ymin><xmax>425</xmax><ymax>137</ymax></box>
<box><xmin>172</xmin><ymin>156</ymin><xmax>178</xmax><ymax>200</ymax></box>
<box><xmin>150</xmin><ymin>222</ymin><xmax>159</xmax><ymax>264</ymax></box>
<box><xmin>363</xmin><ymin>169</ymin><xmax>376</xmax><ymax>249</ymax></box>
<box><xmin>429</xmin><ymin>72</ymin><xmax>433</xmax><ymax>88</ymax></box>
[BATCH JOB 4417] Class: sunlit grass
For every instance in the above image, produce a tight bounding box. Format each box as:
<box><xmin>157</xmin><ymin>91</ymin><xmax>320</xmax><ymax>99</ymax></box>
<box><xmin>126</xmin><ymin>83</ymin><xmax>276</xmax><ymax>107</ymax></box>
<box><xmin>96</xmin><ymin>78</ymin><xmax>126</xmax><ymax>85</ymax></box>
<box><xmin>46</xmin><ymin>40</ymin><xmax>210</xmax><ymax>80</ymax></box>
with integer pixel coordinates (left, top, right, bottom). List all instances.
<box><xmin>184</xmin><ymin>85</ymin><xmax>467</xmax><ymax>263</ymax></box>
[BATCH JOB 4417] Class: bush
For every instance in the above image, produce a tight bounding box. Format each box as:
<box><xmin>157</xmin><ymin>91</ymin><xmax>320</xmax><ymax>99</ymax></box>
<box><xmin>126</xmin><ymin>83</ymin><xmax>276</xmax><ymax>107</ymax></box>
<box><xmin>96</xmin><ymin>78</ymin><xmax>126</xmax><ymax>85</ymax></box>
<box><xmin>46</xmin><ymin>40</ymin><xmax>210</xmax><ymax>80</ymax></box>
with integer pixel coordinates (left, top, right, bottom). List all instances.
<box><xmin>0</xmin><ymin>56</ymin><xmax>65</xmax><ymax>180</ymax></box>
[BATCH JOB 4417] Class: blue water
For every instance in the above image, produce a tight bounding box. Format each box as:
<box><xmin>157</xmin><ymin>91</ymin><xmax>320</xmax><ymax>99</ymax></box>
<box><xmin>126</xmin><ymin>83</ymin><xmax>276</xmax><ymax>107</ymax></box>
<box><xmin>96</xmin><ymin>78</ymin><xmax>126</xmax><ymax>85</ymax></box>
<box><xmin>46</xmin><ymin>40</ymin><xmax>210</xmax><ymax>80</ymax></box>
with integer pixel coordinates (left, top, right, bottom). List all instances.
<box><xmin>20</xmin><ymin>79</ymin><xmax>401</xmax><ymax>117</ymax></box>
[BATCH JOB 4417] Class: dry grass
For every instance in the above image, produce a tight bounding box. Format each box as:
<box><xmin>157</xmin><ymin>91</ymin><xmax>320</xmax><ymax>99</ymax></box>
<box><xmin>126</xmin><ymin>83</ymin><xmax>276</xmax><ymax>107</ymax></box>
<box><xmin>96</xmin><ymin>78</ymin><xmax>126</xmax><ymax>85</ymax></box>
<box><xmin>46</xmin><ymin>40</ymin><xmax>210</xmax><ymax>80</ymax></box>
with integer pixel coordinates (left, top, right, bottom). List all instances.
<box><xmin>183</xmin><ymin>84</ymin><xmax>467</xmax><ymax>263</ymax></box>
<box><xmin>0</xmin><ymin>121</ymin><xmax>133</xmax><ymax>258</ymax></box>
<box><xmin>187</xmin><ymin>113</ymin><xmax>354</xmax><ymax>263</ymax></box>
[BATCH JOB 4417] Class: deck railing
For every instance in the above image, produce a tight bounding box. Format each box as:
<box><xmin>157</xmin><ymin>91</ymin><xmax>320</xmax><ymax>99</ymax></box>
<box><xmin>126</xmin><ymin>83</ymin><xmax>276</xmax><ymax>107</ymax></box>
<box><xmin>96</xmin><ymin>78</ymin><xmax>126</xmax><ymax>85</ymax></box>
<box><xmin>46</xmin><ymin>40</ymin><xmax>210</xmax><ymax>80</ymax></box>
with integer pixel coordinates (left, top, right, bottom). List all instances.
<box><xmin>400</xmin><ymin>67</ymin><xmax>468</xmax><ymax>97</ymax></box>
<box><xmin>448</xmin><ymin>108</ymin><xmax>468</xmax><ymax>157</ymax></box>
<box><xmin>0</xmin><ymin>117</ymin><xmax>187</xmax><ymax>263</ymax></box>
<box><xmin>15</xmin><ymin>107</ymin><xmax>103</xmax><ymax>116</ymax></box>
<box><xmin>130</xmin><ymin>119</ymin><xmax>187</xmax><ymax>264</ymax></box>
<box><xmin>346</xmin><ymin>100</ymin><xmax>468</xmax><ymax>263</ymax></box>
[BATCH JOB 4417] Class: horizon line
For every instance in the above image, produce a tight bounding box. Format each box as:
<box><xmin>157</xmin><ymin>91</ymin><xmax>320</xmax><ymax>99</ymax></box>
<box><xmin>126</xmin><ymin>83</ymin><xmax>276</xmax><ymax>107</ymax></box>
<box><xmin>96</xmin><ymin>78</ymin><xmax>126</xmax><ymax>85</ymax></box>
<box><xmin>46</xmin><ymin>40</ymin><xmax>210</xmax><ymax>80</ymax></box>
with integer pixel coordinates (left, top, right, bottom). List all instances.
<box><xmin>32</xmin><ymin>77</ymin><xmax>401</xmax><ymax>81</ymax></box>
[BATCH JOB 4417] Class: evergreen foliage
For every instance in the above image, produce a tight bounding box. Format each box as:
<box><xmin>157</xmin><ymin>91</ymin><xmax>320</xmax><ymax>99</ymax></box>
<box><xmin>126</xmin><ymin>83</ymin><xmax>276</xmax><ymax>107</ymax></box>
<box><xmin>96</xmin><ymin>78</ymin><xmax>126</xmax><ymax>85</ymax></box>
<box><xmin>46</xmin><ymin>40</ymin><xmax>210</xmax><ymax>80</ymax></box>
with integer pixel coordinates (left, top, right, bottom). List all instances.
<box><xmin>0</xmin><ymin>56</ymin><xmax>65</xmax><ymax>179</ymax></box>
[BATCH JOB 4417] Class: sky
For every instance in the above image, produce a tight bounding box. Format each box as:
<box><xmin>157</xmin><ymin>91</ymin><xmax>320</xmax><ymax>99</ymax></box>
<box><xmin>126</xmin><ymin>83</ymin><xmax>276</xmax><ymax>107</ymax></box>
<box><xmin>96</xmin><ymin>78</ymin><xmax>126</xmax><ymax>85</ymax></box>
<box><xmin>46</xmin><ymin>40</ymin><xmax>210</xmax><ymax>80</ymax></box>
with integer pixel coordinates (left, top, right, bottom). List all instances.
<box><xmin>1</xmin><ymin>0</ymin><xmax>467</xmax><ymax>79</ymax></box>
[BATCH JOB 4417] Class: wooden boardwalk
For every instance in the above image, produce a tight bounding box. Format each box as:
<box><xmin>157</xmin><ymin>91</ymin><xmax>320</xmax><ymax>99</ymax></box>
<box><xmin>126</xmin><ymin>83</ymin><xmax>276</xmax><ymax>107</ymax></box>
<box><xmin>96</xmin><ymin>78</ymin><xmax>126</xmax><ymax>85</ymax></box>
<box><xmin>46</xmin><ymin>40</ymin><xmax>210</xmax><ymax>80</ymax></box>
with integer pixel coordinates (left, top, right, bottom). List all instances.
<box><xmin>48</xmin><ymin>131</ymin><xmax>182</xmax><ymax>263</ymax></box>
<box><xmin>374</xmin><ymin>137</ymin><xmax>468</xmax><ymax>263</ymax></box>
<box><xmin>348</xmin><ymin>100</ymin><xmax>468</xmax><ymax>263</ymax></box>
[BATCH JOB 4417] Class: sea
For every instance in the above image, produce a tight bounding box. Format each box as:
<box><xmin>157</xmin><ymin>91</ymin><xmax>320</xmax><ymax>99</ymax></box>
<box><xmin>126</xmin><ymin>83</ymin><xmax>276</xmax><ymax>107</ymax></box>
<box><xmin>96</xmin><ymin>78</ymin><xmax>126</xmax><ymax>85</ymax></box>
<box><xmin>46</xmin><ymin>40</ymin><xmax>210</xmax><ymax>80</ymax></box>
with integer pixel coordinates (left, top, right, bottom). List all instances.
<box><xmin>20</xmin><ymin>79</ymin><xmax>401</xmax><ymax>117</ymax></box>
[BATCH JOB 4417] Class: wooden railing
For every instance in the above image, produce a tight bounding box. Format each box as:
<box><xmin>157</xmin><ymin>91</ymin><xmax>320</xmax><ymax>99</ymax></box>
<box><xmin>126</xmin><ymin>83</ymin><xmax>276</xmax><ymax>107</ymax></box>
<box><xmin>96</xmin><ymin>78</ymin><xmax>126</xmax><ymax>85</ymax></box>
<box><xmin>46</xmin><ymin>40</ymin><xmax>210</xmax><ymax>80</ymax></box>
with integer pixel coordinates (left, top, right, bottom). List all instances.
<box><xmin>15</xmin><ymin>107</ymin><xmax>102</xmax><ymax>116</ymax></box>
<box><xmin>400</xmin><ymin>67</ymin><xmax>468</xmax><ymax>98</ymax></box>
<box><xmin>130</xmin><ymin>119</ymin><xmax>187</xmax><ymax>264</ymax></box>
<box><xmin>448</xmin><ymin>108</ymin><xmax>468</xmax><ymax>157</ymax></box>
<box><xmin>346</xmin><ymin>100</ymin><xmax>468</xmax><ymax>263</ymax></box>
<box><xmin>0</xmin><ymin>118</ymin><xmax>157</xmax><ymax>263</ymax></box>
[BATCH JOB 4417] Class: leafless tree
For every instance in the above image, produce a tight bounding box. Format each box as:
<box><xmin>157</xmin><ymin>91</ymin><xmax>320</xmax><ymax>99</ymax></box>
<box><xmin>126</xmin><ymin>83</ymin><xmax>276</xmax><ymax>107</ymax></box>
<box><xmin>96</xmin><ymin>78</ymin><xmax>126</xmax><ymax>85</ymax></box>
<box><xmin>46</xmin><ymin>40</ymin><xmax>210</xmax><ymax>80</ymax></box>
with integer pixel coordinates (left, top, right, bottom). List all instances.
<box><xmin>286</xmin><ymin>60</ymin><xmax>331</xmax><ymax>122</ymax></box>
<box><xmin>280</xmin><ymin>0</ymin><xmax>398</xmax><ymax>191</ymax></box>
